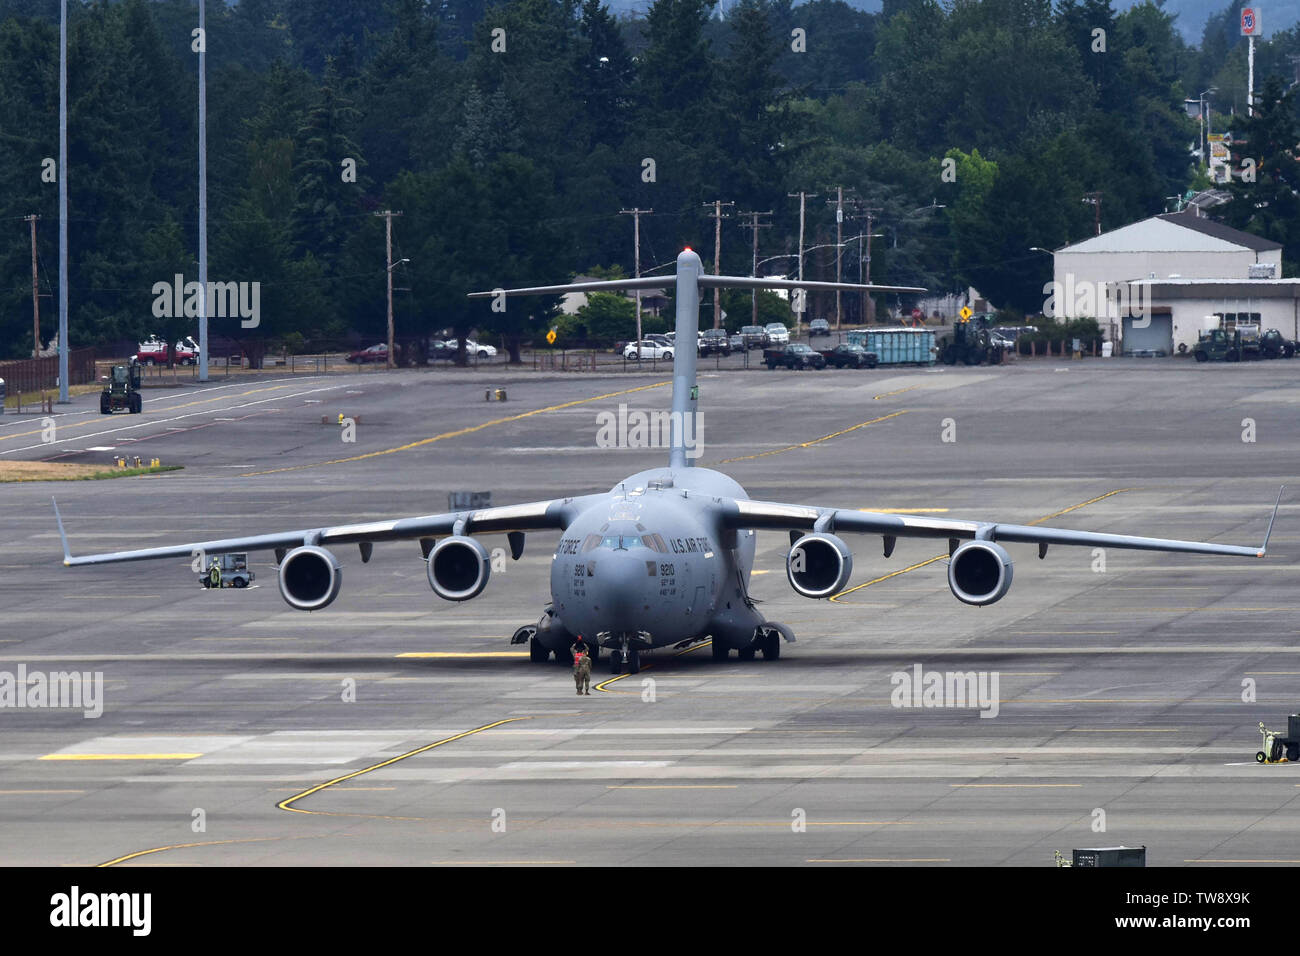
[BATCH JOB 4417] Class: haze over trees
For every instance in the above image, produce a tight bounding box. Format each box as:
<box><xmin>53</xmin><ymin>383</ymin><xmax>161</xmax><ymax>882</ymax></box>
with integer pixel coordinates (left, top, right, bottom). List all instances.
<box><xmin>0</xmin><ymin>0</ymin><xmax>1297</xmax><ymax>359</ymax></box>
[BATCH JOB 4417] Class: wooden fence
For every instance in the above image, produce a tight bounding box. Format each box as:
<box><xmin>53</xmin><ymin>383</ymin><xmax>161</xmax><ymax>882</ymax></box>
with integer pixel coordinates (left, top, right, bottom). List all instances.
<box><xmin>0</xmin><ymin>348</ymin><xmax>98</xmax><ymax>395</ymax></box>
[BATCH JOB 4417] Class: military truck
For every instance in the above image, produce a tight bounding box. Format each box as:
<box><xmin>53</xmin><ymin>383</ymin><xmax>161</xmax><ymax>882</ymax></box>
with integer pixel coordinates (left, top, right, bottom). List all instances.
<box><xmin>1260</xmin><ymin>328</ymin><xmax>1296</xmax><ymax>359</ymax></box>
<box><xmin>99</xmin><ymin>359</ymin><xmax>142</xmax><ymax>414</ymax></box>
<box><xmin>1193</xmin><ymin>326</ymin><xmax>1263</xmax><ymax>363</ymax></box>
<box><xmin>939</xmin><ymin>316</ymin><xmax>1004</xmax><ymax>366</ymax></box>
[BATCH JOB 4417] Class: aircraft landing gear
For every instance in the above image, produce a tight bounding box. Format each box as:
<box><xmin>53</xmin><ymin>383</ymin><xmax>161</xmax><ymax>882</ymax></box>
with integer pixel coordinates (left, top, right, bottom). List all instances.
<box><xmin>711</xmin><ymin>639</ymin><xmax>729</xmax><ymax>661</ymax></box>
<box><xmin>749</xmin><ymin>622</ymin><xmax>792</xmax><ymax>662</ymax></box>
<box><xmin>609</xmin><ymin>647</ymin><xmax>640</xmax><ymax>675</ymax></box>
<box><xmin>609</xmin><ymin>636</ymin><xmax>640</xmax><ymax>675</ymax></box>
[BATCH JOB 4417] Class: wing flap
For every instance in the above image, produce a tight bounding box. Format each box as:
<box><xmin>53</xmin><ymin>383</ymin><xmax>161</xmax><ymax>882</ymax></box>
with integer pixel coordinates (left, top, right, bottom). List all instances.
<box><xmin>57</xmin><ymin>497</ymin><xmax>582</xmax><ymax>568</ymax></box>
<box><xmin>725</xmin><ymin>495</ymin><xmax>1274</xmax><ymax>559</ymax></box>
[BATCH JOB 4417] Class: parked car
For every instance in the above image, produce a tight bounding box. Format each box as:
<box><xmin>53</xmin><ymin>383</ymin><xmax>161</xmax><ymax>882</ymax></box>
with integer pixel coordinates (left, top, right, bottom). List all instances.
<box><xmin>698</xmin><ymin>328</ymin><xmax>732</xmax><ymax>356</ymax></box>
<box><xmin>739</xmin><ymin>325</ymin><xmax>769</xmax><ymax>349</ymax></box>
<box><xmin>764</xmin><ymin>343</ymin><xmax>826</xmax><ymax>370</ymax></box>
<box><xmin>346</xmin><ymin>343</ymin><xmax>389</xmax><ymax>364</ymax></box>
<box><xmin>822</xmin><ymin>343</ymin><xmax>878</xmax><ymax>369</ymax></box>
<box><xmin>624</xmin><ymin>340</ymin><xmax>674</xmax><ymax>360</ymax></box>
<box><xmin>764</xmin><ymin>322</ymin><xmax>790</xmax><ymax>345</ymax></box>
<box><xmin>809</xmin><ymin>318</ymin><xmax>831</xmax><ymax>338</ymax></box>
<box><xmin>449</xmin><ymin>339</ymin><xmax>497</xmax><ymax>358</ymax></box>
<box><xmin>645</xmin><ymin>333</ymin><xmax>671</xmax><ymax>347</ymax></box>
<box><xmin>728</xmin><ymin>333</ymin><xmax>745</xmax><ymax>352</ymax></box>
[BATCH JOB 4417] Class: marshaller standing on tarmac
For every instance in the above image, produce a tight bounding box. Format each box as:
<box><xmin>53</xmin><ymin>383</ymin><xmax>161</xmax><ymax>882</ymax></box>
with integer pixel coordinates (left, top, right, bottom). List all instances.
<box><xmin>571</xmin><ymin>635</ymin><xmax>593</xmax><ymax>695</ymax></box>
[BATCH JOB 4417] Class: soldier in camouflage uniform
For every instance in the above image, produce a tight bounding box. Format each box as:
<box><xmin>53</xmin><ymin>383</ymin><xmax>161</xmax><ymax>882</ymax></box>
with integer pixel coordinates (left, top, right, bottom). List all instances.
<box><xmin>571</xmin><ymin>635</ymin><xmax>593</xmax><ymax>695</ymax></box>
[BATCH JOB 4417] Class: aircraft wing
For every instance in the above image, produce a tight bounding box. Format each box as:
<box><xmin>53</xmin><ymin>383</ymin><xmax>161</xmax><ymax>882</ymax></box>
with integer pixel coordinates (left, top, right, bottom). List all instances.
<box><xmin>55</xmin><ymin>495</ymin><xmax>602</xmax><ymax>567</ymax></box>
<box><xmin>722</xmin><ymin>490</ymin><xmax>1283</xmax><ymax>559</ymax></box>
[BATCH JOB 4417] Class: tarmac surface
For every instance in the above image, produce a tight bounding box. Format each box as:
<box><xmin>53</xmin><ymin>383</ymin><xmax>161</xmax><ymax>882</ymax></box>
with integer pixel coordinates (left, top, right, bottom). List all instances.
<box><xmin>0</xmin><ymin>356</ymin><xmax>1297</xmax><ymax>866</ymax></box>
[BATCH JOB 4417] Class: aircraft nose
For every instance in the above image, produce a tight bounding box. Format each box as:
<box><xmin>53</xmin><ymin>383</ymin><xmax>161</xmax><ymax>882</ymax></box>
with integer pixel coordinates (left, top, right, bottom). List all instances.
<box><xmin>590</xmin><ymin>550</ymin><xmax>654</xmax><ymax>620</ymax></box>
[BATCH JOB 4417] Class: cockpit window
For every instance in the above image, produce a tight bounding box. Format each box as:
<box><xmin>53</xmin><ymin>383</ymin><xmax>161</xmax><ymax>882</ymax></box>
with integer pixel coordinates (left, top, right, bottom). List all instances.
<box><xmin>581</xmin><ymin>534</ymin><xmax>601</xmax><ymax>553</ymax></box>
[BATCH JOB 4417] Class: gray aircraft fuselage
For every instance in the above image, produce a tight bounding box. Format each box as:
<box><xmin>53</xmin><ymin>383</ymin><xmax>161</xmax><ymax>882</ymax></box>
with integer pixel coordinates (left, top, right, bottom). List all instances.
<box><xmin>543</xmin><ymin>465</ymin><xmax>759</xmax><ymax>652</ymax></box>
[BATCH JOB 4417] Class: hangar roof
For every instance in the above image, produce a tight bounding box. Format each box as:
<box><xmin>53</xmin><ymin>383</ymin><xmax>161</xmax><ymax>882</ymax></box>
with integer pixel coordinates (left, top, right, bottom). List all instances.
<box><xmin>1058</xmin><ymin>212</ymin><xmax>1281</xmax><ymax>254</ymax></box>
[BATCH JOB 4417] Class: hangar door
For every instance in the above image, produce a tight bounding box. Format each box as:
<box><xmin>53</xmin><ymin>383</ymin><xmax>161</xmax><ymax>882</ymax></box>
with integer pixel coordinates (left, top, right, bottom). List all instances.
<box><xmin>1122</xmin><ymin>314</ymin><xmax>1172</xmax><ymax>355</ymax></box>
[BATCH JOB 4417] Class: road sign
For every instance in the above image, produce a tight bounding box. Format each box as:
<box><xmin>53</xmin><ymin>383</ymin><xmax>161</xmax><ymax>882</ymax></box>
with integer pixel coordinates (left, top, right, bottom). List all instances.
<box><xmin>960</xmin><ymin>306</ymin><xmax>972</xmax><ymax>321</ymax></box>
<box><xmin>546</xmin><ymin>328</ymin><xmax>557</xmax><ymax>345</ymax></box>
<box><xmin>1242</xmin><ymin>6</ymin><xmax>1259</xmax><ymax>35</ymax></box>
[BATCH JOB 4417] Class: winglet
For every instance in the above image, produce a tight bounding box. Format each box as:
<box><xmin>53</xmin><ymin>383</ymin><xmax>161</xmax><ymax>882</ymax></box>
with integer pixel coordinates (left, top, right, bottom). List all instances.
<box><xmin>1259</xmin><ymin>485</ymin><xmax>1284</xmax><ymax>557</ymax></box>
<box><xmin>52</xmin><ymin>498</ymin><xmax>72</xmax><ymax>566</ymax></box>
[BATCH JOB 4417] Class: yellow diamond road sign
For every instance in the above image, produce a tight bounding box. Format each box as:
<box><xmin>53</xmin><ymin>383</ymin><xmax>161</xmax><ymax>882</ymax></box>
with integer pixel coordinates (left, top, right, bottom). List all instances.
<box><xmin>546</xmin><ymin>328</ymin><xmax>557</xmax><ymax>345</ymax></box>
<box><xmin>960</xmin><ymin>306</ymin><xmax>972</xmax><ymax>320</ymax></box>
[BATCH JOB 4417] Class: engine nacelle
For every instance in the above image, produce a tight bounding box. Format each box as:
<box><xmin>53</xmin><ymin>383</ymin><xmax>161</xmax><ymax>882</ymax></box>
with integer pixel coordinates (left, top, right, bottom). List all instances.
<box><xmin>948</xmin><ymin>540</ymin><xmax>1013</xmax><ymax>606</ymax></box>
<box><xmin>428</xmin><ymin>536</ymin><xmax>491</xmax><ymax>601</ymax></box>
<box><xmin>786</xmin><ymin>533</ymin><xmax>853</xmax><ymax>598</ymax></box>
<box><xmin>278</xmin><ymin>545</ymin><xmax>342</xmax><ymax>611</ymax></box>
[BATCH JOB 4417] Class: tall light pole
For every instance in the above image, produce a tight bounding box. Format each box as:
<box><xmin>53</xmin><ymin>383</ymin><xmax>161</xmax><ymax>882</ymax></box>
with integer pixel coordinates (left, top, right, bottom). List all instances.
<box><xmin>198</xmin><ymin>0</ymin><xmax>209</xmax><ymax>381</ymax></box>
<box><xmin>58</xmin><ymin>0</ymin><xmax>68</xmax><ymax>402</ymax></box>
<box><xmin>620</xmin><ymin>208</ymin><xmax>652</xmax><ymax>357</ymax></box>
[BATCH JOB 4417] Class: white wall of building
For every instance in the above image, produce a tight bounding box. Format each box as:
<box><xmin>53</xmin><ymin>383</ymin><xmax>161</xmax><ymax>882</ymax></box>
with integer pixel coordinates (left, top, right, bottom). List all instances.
<box><xmin>1051</xmin><ymin>218</ymin><xmax>1282</xmax><ymax>328</ymax></box>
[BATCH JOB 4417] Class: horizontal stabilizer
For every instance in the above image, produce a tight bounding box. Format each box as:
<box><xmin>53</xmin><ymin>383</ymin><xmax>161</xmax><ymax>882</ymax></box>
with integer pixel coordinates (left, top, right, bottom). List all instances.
<box><xmin>700</xmin><ymin>275</ymin><xmax>926</xmax><ymax>294</ymax></box>
<box><xmin>468</xmin><ymin>276</ymin><xmax>669</xmax><ymax>299</ymax></box>
<box><xmin>470</xmin><ymin>274</ymin><xmax>927</xmax><ymax>300</ymax></box>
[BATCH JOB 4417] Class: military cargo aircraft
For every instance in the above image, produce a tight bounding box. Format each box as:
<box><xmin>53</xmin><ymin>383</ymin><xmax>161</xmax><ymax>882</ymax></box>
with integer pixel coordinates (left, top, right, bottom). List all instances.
<box><xmin>56</xmin><ymin>249</ymin><xmax>1280</xmax><ymax>674</ymax></box>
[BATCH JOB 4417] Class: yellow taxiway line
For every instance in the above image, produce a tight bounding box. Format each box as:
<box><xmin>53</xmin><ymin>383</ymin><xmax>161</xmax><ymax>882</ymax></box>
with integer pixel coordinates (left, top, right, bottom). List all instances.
<box><xmin>243</xmin><ymin>380</ymin><xmax>670</xmax><ymax>476</ymax></box>
<box><xmin>719</xmin><ymin>411</ymin><xmax>908</xmax><ymax>464</ymax></box>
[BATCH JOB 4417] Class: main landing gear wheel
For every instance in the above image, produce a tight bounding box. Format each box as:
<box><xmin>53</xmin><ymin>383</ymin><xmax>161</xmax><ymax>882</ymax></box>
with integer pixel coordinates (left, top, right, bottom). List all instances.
<box><xmin>737</xmin><ymin>647</ymin><xmax>756</xmax><ymax>661</ymax></box>
<box><xmin>529</xmin><ymin>636</ymin><xmax>549</xmax><ymax>663</ymax></box>
<box><xmin>711</xmin><ymin>639</ymin><xmax>729</xmax><ymax>661</ymax></box>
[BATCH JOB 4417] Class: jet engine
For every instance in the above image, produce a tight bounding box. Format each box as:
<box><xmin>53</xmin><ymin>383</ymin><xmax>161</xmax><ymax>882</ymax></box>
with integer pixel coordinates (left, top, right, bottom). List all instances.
<box><xmin>278</xmin><ymin>545</ymin><xmax>342</xmax><ymax>611</ymax></box>
<box><xmin>786</xmin><ymin>533</ymin><xmax>853</xmax><ymax>598</ymax></box>
<box><xmin>947</xmin><ymin>540</ymin><xmax>1013</xmax><ymax>606</ymax></box>
<box><xmin>427</xmin><ymin>536</ymin><xmax>491</xmax><ymax>601</ymax></box>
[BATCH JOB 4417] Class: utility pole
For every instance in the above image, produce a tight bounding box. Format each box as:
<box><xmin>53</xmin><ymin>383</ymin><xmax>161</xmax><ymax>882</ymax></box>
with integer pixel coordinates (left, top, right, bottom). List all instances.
<box><xmin>620</xmin><ymin>208</ymin><xmax>652</xmax><ymax>356</ymax></box>
<box><xmin>738</xmin><ymin>210</ymin><xmax>773</xmax><ymax>327</ymax></box>
<box><xmin>703</xmin><ymin>201</ymin><xmax>733</xmax><ymax>329</ymax></box>
<box><xmin>375</xmin><ymin>210</ymin><xmax>403</xmax><ymax>368</ymax></box>
<box><xmin>787</xmin><ymin>191</ymin><xmax>815</xmax><ymax>334</ymax></box>
<box><xmin>24</xmin><ymin>215</ymin><xmax>40</xmax><ymax>358</ymax></box>
<box><xmin>827</xmin><ymin>187</ymin><xmax>851</xmax><ymax>329</ymax></box>
<box><xmin>852</xmin><ymin>203</ymin><xmax>877</xmax><ymax>325</ymax></box>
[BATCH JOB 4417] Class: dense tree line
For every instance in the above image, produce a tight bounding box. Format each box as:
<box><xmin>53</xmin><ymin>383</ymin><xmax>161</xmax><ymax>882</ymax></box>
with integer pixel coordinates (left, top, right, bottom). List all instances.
<box><xmin>0</xmin><ymin>0</ymin><xmax>1298</xmax><ymax>361</ymax></box>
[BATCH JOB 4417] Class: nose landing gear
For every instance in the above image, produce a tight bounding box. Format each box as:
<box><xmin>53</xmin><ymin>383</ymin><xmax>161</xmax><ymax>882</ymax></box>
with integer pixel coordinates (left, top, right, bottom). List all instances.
<box><xmin>605</xmin><ymin>631</ymin><xmax>651</xmax><ymax>675</ymax></box>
